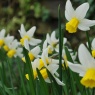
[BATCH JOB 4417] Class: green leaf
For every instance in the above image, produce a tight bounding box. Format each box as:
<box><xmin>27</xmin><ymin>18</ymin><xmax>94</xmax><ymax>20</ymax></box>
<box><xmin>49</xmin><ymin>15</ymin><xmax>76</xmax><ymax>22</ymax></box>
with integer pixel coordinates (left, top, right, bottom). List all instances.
<box><xmin>36</xmin><ymin>68</ymin><xmax>49</xmax><ymax>95</ymax></box>
<box><xmin>23</xmin><ymin>47</ymin><xmax>36</xmax><ymax>95</ymax></box>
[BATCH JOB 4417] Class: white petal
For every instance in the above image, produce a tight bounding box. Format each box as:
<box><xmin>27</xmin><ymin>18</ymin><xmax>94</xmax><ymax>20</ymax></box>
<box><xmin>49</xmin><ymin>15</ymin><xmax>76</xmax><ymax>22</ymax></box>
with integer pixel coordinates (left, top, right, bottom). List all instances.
<box><xmin>68</xmin><ymin>61</ymin><xmax>85</xmax><ymax>77</ymax></box>
<box><xmin>31</xmin><ymin>46</ymin><xmax>40</xmax><ymax>57</ymax></box>
<box><xmin>80</xmin><ymin>19</ymin><xmax>95</xmax><ymax>27</ymax></box>
<box><xmin>19</xmin><ymin>24</ymin><xmax>26</xmax><ymax>37</ymax></box>
<box><xmin>27</xmin><ymin>26</ymin><xmax>36</xmax><ymax>37</ymax></box>
<box><xmin>32</xmin><ymin>58</ymin><xmax>40</xmax><ymax>70</ymax></box>
<box><xmin>16</xmin><ymin>48</ymin><xmax>23</xmax><ymax>58</ymax></box>
<box><xmin>51</xmin><ymin>59</ymin><xmax>59</xmax><ymax>64</ymax></box>
<box><xmin>92</xmin><ymin>38</ymin><xmax>95</xmax><ymax>49</ymax></box>
<box><xmin>45</xmin><ymin>78</ymin><xmax>51</xmax><ymax>83</ymax></box>
<box><xmin>55</xmin><ymin>72</ymin><xmax>59</xmax><ymax>77</ymax></box>
<box><xmin>29</xmin><ymin>38</ymin><xmax>42</xmax><ymax>46</ymax></box>
<box><xmin>43</xmin><ymin>40</ymin><xmax>47</xmax><ymax>50</ymax></box>
<box><xmin>78</xmin><ymin>44</ymin><xmax>95</xmax><ymax>68</ymax></box>
<box><xmin>24</xmin><ymin>40</ymin><xmax>30</xmax><ymax>51</ymax></box>
<box><xmin>51</xmin><ymin>31</ymin><xmax>58</xmax><ymax>43</ymax></box>
<box><xmin>75</xmin><ymin>3</ymin><xmax>89</xmax><ymax>20</ymax></box>
<box><xmin>0</xmin><ymin>29</ymin><xmax>5</xmax><ymax>38</ymax></box>
<box><xmin>42</xmin><ymin>49</ymin><xmax>48</xmax><ymax>67</ymax></box>
<box><xmin>4</xmin><ymin>36</ymin><xmax>14</xmax><ymax>45</ymax></box>
<box><xmin>78</xmin><ymin>24</ymin><xmax>90</xmax><ymax>31</ymax></box>
<box><xmin>46</xmin><ymin>33</ymin><xmax>51</xmax><ymax>44</ymax></box>
<box><xmin>65</xmin><ymin>0</ymin><xmax>74</xmax><ymax>21</ymax></box>
<box><xmin>47</xmin><ymin>64</ymin><xmax>59</xmax><ymax>74</ymax></box>
<box><xmin>11</xmin><ymin>39</ymin><xmax>19</xmax><ymax>49</ymax></box>
<box><xmin>63</xmin><ymin>37</ymin><xmax>67</xmax><ymax>44</ymax></box>
<box><xmin>53</xmin><ymin>76</ymin><xmax>65</xmax><ymax>86</ymax></box>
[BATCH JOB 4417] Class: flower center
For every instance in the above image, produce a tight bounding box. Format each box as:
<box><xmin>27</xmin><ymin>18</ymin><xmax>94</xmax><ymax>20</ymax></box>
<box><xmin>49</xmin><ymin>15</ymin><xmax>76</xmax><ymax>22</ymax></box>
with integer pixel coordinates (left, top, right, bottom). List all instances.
<box><xmin>25</xmin><ymin>70</ymin><xmax>38</xmax><ymax>80</ymax></box>
<box><xmin>66</xmin><ymin>18</ymin><xmax>79</xmax><ymax>33</ymax></box>
<box><xmin>40</xmin><ymin>68</ymin><xmax>48</xmax><ymax>79</ymax></box>
<box><xmin>22</xmin><ymin>57</ymin><xmax>26</xmax><ymax>63</ymax></box>
<box><xmin>48</xmin><ymin>46</ymin><xmax>53</xmax><ymax>54</ymax></box>
<box><xmin>28</xmin><ymin>52</ymin><xmax>35</xmax><ymax>61</ymax></box>
<box><xmin>20</xmin><ymin>35</ymin><xmax>30</xmax><ymax>45</ymax></box>
<box><xmin>81</xmin><ymin>68</ymin><xmax>95</xmax><ymax>88</ymax></box>
<box><xmin>39</xmin><ymin>59</ymin><xmax>44</xmax><ymax>69</ymax></box>
<box><xmin>3</xmin><ymin>45</ymin><xmax>10</xmax><ymax>51</ymax></box>
<box><xmin>92</xmin><ymin>50</ymin><xmax>95</xmax><ymax>57</ymax></box>
<box><xmin>0</xmin><ymin>39</ymin><xmax>4</xmax><ymax>47</ymax></box>
<box><xmin>7</xmin><ymin>49</ymin><xmax>16</xmax><ymax>58</ymax></box>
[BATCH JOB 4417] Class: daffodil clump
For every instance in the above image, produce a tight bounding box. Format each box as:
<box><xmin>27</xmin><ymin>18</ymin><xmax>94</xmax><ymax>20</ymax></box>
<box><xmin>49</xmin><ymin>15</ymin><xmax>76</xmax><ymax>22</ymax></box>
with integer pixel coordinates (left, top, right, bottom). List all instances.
<box><xmin>1</xmin><ymin>0</ymin><xmax>95</xmax><ymax>95</ymax></box>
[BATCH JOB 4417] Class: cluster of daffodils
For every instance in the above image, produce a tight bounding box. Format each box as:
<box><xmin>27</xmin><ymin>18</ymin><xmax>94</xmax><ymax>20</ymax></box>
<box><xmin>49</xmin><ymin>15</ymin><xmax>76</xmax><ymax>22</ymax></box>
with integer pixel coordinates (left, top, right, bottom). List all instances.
<box><xmin>21</xmin><ymin>25</ymin><xmax>68</xmax><ymax>86</ymax></box>
<box><xmin>0</xmin><ymin>29</ymin><xmax>23</xmax><ymax>58</ymax></box>
<box><xmin>0</xmin><ymin>0</ymin><xmax>95</xmax><ymax>89</ymax></box>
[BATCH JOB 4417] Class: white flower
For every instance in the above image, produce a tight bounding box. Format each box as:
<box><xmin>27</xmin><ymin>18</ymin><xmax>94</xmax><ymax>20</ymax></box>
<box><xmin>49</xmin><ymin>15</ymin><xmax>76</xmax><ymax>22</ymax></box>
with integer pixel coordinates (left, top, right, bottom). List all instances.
<box><xmin>22</xmin><ymin>40</ymin><xmax>41</xmax><ymax>62</ymax></box>
<box><xmin>7</xmin><ymin>39</ymin><xmax>23</xmax><ymax>58</ymax></box>
<box><xmin>3</xmin><ymin>35</ymin><xmax>14</xmax><ymax>51</ymax></box>
<box><xmin>45</xmin><ymin>31</ymin><xmax>59</xmax><ymax>53</ymax></box>
<box><xmin>41</xmin><ymin>49</ymin><xmax>64</xmax><ymax>86</ymax></box>
<box><xmin>68</xmin><ymin>44</ymin><xmax>95</xmax><ymax>88</ymax></box>
<box><xmin>19</xmin><ymin>24</ymin><xmax>41</xmax><ymax>46</ymax></box>
<box><xmin>42</xmin><ymin>39</ymin><xmax>53</xmax><ymax>54</ymax></box>
<box><xmin>65</xmin><ymin>0</ymin><xmax>95</xmax><ymax>33</ymax></box>
<box><xmin>47</xmin><ymin>31</ymin><xmax>58</xmax><ymax>47</ymax></box>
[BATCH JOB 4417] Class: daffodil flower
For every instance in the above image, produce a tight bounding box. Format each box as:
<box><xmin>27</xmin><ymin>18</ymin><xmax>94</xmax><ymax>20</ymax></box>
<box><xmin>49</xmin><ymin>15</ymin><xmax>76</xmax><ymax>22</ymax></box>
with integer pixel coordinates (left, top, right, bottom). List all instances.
<box><xmin>19</xmin><ymin>24</ymin><xmax>41</xmax><ymax>46</ymax></box>
<box><xmin>65</xmin><ymin>0</ymin><xmax>95</xmax><ymax>33</ymax></box>
<box><xmin>46</xmin><ymin>31</ymin><xmax>59</xmax><ymax>53</ymax></box>
<box><xmin>7</xmin><ymin>39</ymin><xmax>23</xmax><ymax>58</ymax></box>
<box><xmin>42</xmin><ymin>49</ymin><xmax>64</xmax><ymax>85</ymax></box>
<box><xmin>42</xmin><ymin>39</ymin><xmax>53</xmax><ymax>54</ymax></box>
<box><xmin>68</xmin><ymin>44</ymin><xmax>95</xmax><ymax>88</ymax></box>
<box><xmin>25</xmin><ymin>49</ymin><xmax>64</xmax><ymax>85</ymax></box>
<box><xmin>3</xmin><ymin>35</ymin><xmax>14</xmax><ymax>51</ymax></box>
<box><xmin>22</xmin><ymin>40</ymin><xmax>41</xmax><ymax>62</ymax></box>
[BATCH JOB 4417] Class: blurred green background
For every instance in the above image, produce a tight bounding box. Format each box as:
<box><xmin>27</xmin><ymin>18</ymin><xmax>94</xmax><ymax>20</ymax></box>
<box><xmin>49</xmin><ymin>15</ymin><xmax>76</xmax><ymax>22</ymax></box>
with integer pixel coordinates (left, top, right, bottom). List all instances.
<box><xmin>0</xmin><ymin>0</ymin><xmax>95</xmax><ymax>48</ymax></box>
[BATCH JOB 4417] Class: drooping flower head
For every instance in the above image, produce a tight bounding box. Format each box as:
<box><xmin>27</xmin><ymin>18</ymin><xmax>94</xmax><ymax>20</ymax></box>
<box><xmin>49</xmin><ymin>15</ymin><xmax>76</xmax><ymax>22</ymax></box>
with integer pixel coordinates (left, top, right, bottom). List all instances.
<box><xmin>68</xmin><ymin>44</ymin><xmax>95</xmax><ymax>88</ymax></box>
<box><xmin>65</xmin><ymin>0</ymin><xmax>95</xmax><ymax>33</ymax></box>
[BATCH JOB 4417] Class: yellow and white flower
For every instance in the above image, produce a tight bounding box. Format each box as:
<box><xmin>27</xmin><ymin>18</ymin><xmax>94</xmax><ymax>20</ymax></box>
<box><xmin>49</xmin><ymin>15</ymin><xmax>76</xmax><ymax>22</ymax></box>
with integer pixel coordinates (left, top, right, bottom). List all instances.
<box><xmin>19</xmin><ymin>24</ymin><xmax>41</xmax><ymax>46</ymax></box>
<box><xmin>45</xmin><ymin>31</ymin><xmax>59</xmax><ymax>53</ymax></box>
<box><xmin>65</xmin><ymin>0</ymin><xmax>95</xmax><ymax>33</ymax></box>
<box><xmin>41</xmin><ymin>49</ymin><xmax>64</xmax><ymax>85</ymax></box>
<box><xmin>3</xmin><ymin>35</ymin><xmax>14</xmax><ymax>51</ymax></box>
<box><xmin>68</xmin><ymin>44</ymin><xmax>95</xmax><ymax>88</ymax></box>
<box><xmin>7</xmin><ymin>39</ymin><xmax>23</xmax><ymax>58</ymax></box>
<box><xmin>22</xmin><ymin>40</ymin><xmax>41</xmax><ymax>62</ymax></box>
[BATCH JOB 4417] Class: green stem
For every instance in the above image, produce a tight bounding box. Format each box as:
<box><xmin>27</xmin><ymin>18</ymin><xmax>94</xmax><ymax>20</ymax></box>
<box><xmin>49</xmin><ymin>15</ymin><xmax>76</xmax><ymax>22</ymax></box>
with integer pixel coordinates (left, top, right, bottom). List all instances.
<box><xmin>7</xmin><ymin>60</ymin><xmax>16</xmax><ymax>95</ymax></box>
<box><xmin>92</xmin><ymin>88</ymin><xmax>95</xmax><ymax>95</ymax></box>
<box><xmin>58</xmin><ymin>5</ymin><xmax>63</xmax><ymax>95</ymax></box>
